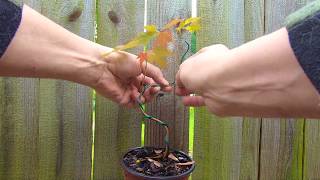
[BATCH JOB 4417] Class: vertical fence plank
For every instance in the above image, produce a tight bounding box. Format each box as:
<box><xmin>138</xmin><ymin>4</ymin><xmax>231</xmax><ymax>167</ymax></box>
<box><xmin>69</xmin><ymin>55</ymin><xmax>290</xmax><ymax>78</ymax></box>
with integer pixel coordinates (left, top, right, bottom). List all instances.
<box><xmin>303</xmin><ymin>0</ymin><xmax>320</xmax><ymax>177</ymax></box>
<box><xmin>194</xmin><ymin>0</ymin><xmax>244</xmax><ymax>179</ymax></box>
<box><xmin>260</xmin><ymin>119</ymin><xmax>304</xmax><ymax>180</ymax></box>
<box><xmin>38</xmin><ymin>1</ymin><xmax>94</xmax><ymax>179</ymax></box>
<box><xmin>259</xmin><ymin>1</ymin><xmax>307</xmax><ymax>180</ymax></box>
<box><xmin>193</xmin><ymin>0</ymin><xmax>263</xmax><ymax>179</ymax></box>
<box><xmin>238</xmin><ymin>0</ymin><xmax>264</xmax><ymax>165</ymax></box>
<box><xmin>0</xmin><ymin>78</ymin><xmax>39</xmax><ymax>180</ymax></box>
<box><xmin>304</xmin><ymin>119</ymin><xmax>320</xmax><ymax>179</ymax></box>
<box><xmin>240</xmin><ymin>1</ymin><xmax>265</xmax><ymax>179</ymax></box>
<box><xmin>0</xmin><ymin>1</ymin><xmax>40</xmax><ymax>179</ymax></box>
<box><xmin>1</xmin><ymin>1</ymin><xmax>94</xmax><ymax>179</ymax></box>
<box><xmin>145</xmin><ymin>0</ymin><xmax>191</xmax><ymax>153</ymax></box>
<box><xmin>94</xmin><ymin>1</ymin><xmax>144</xmax><ymax>179</ymax></box>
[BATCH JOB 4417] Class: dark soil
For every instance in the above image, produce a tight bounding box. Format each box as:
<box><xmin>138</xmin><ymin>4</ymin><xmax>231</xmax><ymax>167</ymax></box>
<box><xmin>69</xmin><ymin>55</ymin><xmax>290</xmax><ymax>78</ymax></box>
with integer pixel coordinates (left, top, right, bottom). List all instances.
<box><xmin>122</xmin><ymin>147</ymin><xmax>194</xmax><ymax>177</ymax></box>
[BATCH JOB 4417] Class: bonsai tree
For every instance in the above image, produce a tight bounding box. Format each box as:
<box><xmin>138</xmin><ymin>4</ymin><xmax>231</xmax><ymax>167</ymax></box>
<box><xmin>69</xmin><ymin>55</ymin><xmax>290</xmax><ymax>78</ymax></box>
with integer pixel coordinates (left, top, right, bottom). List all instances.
<box><xmin>103</xmin><ymin>17</ymin><xmax>200</xmax><ymax>179</ymax></box>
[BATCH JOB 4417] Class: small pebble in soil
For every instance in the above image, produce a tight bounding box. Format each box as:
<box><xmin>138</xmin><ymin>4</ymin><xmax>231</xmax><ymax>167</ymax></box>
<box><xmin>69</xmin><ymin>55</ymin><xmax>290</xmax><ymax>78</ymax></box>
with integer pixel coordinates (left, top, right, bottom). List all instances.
<box><xmin>123</xmin><ymin>147</ymin><xmax>194</xmax><ymax>177</ymax></box>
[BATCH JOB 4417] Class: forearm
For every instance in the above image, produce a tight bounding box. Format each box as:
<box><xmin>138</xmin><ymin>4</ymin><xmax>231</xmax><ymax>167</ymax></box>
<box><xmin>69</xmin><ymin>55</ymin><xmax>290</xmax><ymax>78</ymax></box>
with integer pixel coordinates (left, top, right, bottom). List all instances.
<box><xmin>0</xmin><ymin>5</ymin><xmax>107</xmax><ymax>86</ymax></box>
<box><xmin>228</xmin><ymin>28</ymin><xmax>319</xmax><ymax>117</ymax></box>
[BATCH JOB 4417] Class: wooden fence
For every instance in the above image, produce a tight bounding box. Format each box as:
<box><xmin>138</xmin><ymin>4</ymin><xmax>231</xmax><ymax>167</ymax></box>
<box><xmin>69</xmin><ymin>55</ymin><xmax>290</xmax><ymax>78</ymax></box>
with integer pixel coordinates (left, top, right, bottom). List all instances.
<box><xmin>0</xmin><ymin>0</ymin><xmax>319</xmax><ymax>179</ymax></box>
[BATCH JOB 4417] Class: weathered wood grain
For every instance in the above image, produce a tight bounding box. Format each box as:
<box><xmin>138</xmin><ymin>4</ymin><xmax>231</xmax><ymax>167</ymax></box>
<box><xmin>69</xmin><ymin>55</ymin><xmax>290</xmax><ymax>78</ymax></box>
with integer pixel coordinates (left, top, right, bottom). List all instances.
<box><xmin>193</xmin><ymin>0</ymin><xmax>263</xmax><ymax>179</ymax></box>
<box><xmin>94</xmin><ymin>1</ymin><xmax>144</xmax><ymax>179</ymax></box>
<box><xmin>0</xmin><ymin>1</ymin><xmax>40</xmax><ymax>179</ymax></box>
<box><xmin>0</xmin><ymin>77</ymin><xmax>39</xmax><ymax>180</ymax></box>
<box><xmin>193</xmin><ymin>0</ymin><xmax>243</xmax><ymax>179</ymax></box>
<box><xmin>38</xmin><ymin>1</ymin><xmax>95</xmax><ymax>179</ymax></box>
<box><xmin>144</xmin><ymin>0</ymin><xmax>191</xmax><ymax>153</ymax></box>
<box><xmin>1</xmin><ymin>1</ymin><xmax>94</xmax><ymax>179</ymax></box>
<box><xmin>259</xmin><ymin>1</ymin><xmax>307</xmax><ymax>179</ymax></box>
<box><xmin>240</xmin><ymin>1</ymin><xmax>265</xmax><ymax>179</ymax></box>
<box><xmin>303</xmin><ymin>0</ymin><xmax>320</xmax><ymax>178</ymax></box>
<box><xmin>304</xmin><ymin>119</ymin><xmax>320</xmax><ymax>179</ymax></box>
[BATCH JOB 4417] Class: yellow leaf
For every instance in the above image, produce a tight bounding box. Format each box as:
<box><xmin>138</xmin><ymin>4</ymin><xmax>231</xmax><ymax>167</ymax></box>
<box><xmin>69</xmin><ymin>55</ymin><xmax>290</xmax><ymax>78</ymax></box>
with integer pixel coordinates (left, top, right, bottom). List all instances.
<box><xmin>176</xmin><ymin>17</ymin><xmax>201</xmax><ymax>33</ymax></box>
<box><xmin>144</xmin><ymin>25</ymin><xmax>158</xmax><ymax>34</ymax></box>
<box><xmin>162</xmin><ymin>19</ymin><xmax>183</xmax><ymax>30</ymax></box>
<box><xmin>115</xmin><ymin>32</ymin><xmax>158</xmax><ymax>51</ymax></box>
<box><xmin>147</xmin><ymin>47</ymin><xmax>172</xmax><ymax>68</ymax></box>
<box><xmin>184</xmin><ymin>17</ymin><xmax>200</xmax><ymax>25</ymax></box>
<box><xmin>176</xmin><ymin>21</ymin><xmax>186</xmax><ymax>33</ymax></box>
<box><xmin>185</xmin><ymin>23</ymin><xmax>201</xmax><ymax>32</ymax></box>
<box><xmin>184</xmin><ymin>17</ymin><xmax>201</xmax><ymax>32</ymax></box>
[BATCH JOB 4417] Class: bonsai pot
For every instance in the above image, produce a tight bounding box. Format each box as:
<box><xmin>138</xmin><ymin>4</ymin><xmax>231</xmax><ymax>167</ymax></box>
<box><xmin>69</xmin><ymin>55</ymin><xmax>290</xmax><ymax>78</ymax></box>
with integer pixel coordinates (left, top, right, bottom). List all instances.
<box><xmin>121</xmin><ymin>147</ymin><xmax>195</xmax><ymax>180</ymax></box>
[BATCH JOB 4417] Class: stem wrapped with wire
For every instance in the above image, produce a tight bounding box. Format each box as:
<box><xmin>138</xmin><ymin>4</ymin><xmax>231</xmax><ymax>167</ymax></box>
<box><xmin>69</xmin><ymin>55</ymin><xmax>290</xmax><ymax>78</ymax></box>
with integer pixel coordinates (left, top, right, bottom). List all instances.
<box><xmin>136</xmin><ymin>41</ymin><xmax>190</xmax><ymax>158</ymax></box>
<box><xmin>136</xmin><ymin>84</ymin><xmax>171</xmax><ymax>158</ymax></box>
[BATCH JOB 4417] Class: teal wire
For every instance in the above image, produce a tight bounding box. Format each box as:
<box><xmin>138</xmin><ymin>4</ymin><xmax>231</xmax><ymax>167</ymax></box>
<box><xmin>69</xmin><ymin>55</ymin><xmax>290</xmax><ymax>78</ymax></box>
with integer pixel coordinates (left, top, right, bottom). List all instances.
<box><xmin>137</xmin><ymin>41</ymin><xmax>191</xmax><ymax>149</ymax></box>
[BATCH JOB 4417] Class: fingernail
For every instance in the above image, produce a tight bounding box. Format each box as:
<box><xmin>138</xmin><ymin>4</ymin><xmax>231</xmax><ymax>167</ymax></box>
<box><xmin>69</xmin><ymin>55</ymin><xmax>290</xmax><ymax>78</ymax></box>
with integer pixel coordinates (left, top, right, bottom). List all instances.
<box><xmin>162</xmin><ymin>79</ymin><xmax>169</xmax><ymax>86</ymax></box>
<box><xmin>140</xmin><ymin>96</ymin><xmax>146</xmax><ymax>103</ymax></box>
<box><xmin>154</xmin><ymin>86</ymin><xmax>161</xmax><ymax>91</ymax></box>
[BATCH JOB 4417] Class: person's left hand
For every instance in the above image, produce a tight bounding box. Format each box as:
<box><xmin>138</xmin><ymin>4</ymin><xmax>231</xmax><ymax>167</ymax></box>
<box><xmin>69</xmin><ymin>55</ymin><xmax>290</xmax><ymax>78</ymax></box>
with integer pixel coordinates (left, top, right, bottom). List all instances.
<box><xmin>85</xmin><ymin>49</ymin><xmax>172</xmax><ymax>107</ymax></box>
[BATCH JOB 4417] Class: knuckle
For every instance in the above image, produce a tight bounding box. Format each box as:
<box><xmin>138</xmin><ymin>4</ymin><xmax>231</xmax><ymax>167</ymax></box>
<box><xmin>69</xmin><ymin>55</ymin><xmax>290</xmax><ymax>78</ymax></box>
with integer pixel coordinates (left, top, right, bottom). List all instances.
<box><xmin>206</xmin><ymin>100</ymin><xmax>229</xmax><ymax>117</ymax></box>
<box><xmin>154</xmin><ymin>66</ymin><xmax>162</xmax><ymax>75</ymax></box>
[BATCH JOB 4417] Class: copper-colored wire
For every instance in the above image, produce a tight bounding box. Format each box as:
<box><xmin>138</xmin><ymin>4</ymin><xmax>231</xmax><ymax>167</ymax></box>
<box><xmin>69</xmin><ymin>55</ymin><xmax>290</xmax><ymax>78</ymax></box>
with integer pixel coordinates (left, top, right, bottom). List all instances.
<box><xmin>136</xmin><ymin>41</ymin><xmax>190</xmax><ymax>158</ymax></box>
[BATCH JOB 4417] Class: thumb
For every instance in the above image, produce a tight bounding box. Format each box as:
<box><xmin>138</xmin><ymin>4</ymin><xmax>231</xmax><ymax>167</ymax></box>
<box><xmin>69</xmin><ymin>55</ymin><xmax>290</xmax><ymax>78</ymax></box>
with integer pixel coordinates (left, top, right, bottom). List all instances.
<box><xmin>175</xmin><ymin>69</ymin><xmax>192</xmax><ymax>96</ymax></box>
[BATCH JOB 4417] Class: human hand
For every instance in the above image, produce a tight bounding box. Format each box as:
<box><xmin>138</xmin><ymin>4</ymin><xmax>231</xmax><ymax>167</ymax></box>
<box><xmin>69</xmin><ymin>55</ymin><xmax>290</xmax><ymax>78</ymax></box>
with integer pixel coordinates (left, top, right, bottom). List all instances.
<box><xmin>175</xmin><ymin>44</ymin><xmax>232</xmax><ymax>111</ymax></box>
<box><xmin>86</xmin><ymin>48</ymin><xmax>172</xmax><ymax>108</ymax></box>
<box><xmin>176</xmin><ymin>28</ymin><xmax>320</xmax><ymax>118</ymax></box>
<box><xmin>0</xmin><ymin>5</ymin><xmax>171</xmax><ymax>108</ymax></box>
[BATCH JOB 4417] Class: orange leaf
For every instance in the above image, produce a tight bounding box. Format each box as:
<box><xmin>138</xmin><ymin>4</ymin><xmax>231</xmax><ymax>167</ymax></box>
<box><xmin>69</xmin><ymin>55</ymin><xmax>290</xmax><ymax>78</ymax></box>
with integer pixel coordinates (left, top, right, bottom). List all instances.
<box><xmin>137</xmin><ymin>52</ymin><xmax>148</xmax><ymax>64</ymax></box>
<box><xmin>153</xmin><ymin>30</ymin><xmax>172</xmax><ymax>49</ymax></box>
<box><xmin>162</xmin><ymin>19</ymin><xmax>183</xmax><ymax>30</ymax></box>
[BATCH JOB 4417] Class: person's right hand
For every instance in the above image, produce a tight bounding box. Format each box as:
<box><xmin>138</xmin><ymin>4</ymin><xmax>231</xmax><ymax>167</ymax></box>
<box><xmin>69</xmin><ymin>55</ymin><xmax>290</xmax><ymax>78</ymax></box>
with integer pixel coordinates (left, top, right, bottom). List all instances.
<box><xmin>175</xmin><ymin>44</ymin><xmax>233</xmax><ymax>113</ymax></box>
<box><xmin>175</xmin><ymin>28</ymin><xmax>320</xmax><ymax>118</ymax></box>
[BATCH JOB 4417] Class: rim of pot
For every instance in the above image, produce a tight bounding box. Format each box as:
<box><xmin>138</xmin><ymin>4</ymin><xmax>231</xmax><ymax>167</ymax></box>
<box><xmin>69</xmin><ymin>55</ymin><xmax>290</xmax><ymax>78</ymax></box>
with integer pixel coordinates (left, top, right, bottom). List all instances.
<box><xmin>121</xmin><ymin>146</ymin><xmax>195</xmax><ymax>180</ymax></box>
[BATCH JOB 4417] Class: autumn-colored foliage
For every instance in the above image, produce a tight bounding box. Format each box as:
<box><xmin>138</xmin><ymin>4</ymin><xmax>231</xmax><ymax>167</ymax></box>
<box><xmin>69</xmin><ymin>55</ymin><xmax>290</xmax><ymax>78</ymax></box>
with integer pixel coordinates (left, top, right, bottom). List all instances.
<box><xmin>102</xmin><ymin>17</ymin><xmax>200</xmax><ymax>69</ymax></box>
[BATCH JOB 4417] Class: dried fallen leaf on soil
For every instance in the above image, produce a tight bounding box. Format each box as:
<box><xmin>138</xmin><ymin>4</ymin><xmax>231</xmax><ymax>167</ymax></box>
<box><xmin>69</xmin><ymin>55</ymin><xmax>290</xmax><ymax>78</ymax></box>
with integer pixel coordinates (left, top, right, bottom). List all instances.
<box><xmin>154</xmin><ymin>149</ymin><xmax>163</xmax><ymax>154</ymax></box>
<box><xmin>147</xmin><ymin>158</ymin><xmax>163</xmax><ymax>168</ymax></box>
<box><xmin>168</xmin><ymin>153</ymin><xmax>179</xmax><ymax>162</ymax></box>
<box><xmin>176</xmin><ymin>161</ymin><xmax>195</xmax><ymax>166</ymax></box>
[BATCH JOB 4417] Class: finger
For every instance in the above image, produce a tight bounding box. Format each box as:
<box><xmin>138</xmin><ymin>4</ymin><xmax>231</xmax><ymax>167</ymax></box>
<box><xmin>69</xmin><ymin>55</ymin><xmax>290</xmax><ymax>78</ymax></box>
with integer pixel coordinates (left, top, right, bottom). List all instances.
<box><xmin>182</xmin><ymin>96</ymin><xmax>205</xmax><ymax>106</ymax></box>
<box><xmin>118</xmin><ymin>89</ymin><xmax>132</xmax><ymax>106</ymax></box>
<box><xmin>124</xmin><ymin>101</ymin><xmax>135</xmax><ymax>108</ymax></box>
<box><xmin>175</xmin><ymin>86</ymin><xmax>192</xmax><ymax>96</ymax></box>
<box><xmin>131</xmin><ymin>85</ymin><xmax>145</xmax><ymax>104</ymax></box>
<box><xmin>134</xmin><ymin>74</ymin><xmax>171</xmax><ymax>94</ymax></box>
<box><xmin>175</xmin><ymin>69</ymin><xmax>192</xmax><ymax>96</ymax></box>
<box><xmin>175</xmin><ymin>69</ymin><xmax>185</xmax><ymax>89</ymax></box>
<box><xmin>132</xmin><ymin>75</ymin><xmax>157</xmax><ymax>96</ymax></box>
<box><xmin>140</xmin><ymin>62</ymin><xmax>170</xmax><ymax>87</ymax></box>
<box><xmin>140</xmin><ymin>77</ymin><xmax>156</xmax><ymax>102</ymax></box>
<box><xmin>180</xmin><ymin>46</ymin><xmax>207</xmax><ymax>65</ymax></box>
<box><xmin>161</xmin><ymin>85</ymin><xmax>172</xmax><ymax>92</ymax></box>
